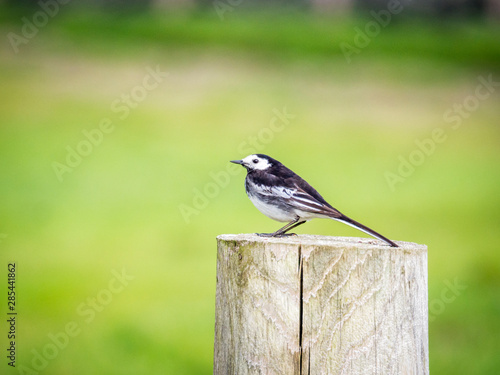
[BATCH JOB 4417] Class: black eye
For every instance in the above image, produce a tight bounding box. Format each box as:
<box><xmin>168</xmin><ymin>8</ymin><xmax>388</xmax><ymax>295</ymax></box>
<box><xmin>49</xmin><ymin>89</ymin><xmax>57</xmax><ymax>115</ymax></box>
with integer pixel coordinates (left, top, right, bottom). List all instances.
<box><xmin>252</xmin><ymin>159</ymin><xmax>259</xmax><ymax>164</ymax></box>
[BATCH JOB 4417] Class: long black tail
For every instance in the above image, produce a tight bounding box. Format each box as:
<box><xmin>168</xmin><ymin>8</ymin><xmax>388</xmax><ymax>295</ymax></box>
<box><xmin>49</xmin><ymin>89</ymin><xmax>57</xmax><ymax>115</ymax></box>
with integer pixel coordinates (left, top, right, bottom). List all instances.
<box><xmin>333</xmin><ymin>214</ymin><xmax>398</xmax><ymax>247</ymax></box>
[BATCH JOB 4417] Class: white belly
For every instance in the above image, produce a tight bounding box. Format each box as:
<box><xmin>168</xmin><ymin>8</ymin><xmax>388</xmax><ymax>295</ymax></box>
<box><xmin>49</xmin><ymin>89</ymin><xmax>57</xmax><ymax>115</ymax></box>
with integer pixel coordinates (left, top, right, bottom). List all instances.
<box><xmin>248</xmin><ymin>193</ymin><xmax>297</xmax><ymax>222</ymax></box>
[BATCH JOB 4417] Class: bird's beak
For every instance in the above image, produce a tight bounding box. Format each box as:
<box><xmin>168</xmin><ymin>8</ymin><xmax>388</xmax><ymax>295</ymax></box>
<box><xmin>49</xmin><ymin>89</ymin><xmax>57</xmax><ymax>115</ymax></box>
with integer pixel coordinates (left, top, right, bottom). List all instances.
<box><xmin>230</xmin><ymin>159</ymin><xmax>244</xmax><ymax>165</ymax></box>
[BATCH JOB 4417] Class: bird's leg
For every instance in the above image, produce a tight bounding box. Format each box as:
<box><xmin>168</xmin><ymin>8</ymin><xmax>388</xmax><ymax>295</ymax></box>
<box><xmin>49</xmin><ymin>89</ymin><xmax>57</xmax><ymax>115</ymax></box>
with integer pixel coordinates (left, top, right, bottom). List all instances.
<box><xmin>281</xmin><ymin>220</ymin><xmax>306</xmax><ymax>235</ymax></box>
<box><xmin>259</xmin><ymin>217</ymin><xmax>299</xmax><ymax>237</ymax></box>
<box><xmin>257</xmin><ymin>217</ymin><xmax>304</xmax><ymax>237</ymax></box>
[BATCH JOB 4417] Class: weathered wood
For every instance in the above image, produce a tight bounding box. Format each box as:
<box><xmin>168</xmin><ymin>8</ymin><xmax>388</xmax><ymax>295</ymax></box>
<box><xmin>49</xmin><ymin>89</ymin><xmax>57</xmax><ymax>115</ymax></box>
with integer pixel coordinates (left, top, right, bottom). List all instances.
<box><xmin>214</xmin><ymin>234</ymin><xmax>428</xmax><ymax>375</ymax></box>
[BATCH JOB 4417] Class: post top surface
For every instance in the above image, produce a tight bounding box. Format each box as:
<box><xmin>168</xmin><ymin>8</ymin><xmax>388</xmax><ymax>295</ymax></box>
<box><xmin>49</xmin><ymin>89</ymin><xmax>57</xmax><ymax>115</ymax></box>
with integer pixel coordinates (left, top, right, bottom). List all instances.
<box><xmin>217</xmin><ymin>234</ymin><xmax>426</xmax><ymax>252</ymax></box>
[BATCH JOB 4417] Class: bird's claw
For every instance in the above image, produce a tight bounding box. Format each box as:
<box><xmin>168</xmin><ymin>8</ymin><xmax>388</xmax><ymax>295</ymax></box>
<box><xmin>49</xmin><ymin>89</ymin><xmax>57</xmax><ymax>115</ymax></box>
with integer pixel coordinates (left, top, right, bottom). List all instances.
<box><xmin>256</xmin><ymin>233</ymin><xmax>273</xmax><ymax>237</ymax></box>
<box><xmin>256</xmin><ymin>232</ymin><xmax>297</xmax><ymax>238</ymax></box>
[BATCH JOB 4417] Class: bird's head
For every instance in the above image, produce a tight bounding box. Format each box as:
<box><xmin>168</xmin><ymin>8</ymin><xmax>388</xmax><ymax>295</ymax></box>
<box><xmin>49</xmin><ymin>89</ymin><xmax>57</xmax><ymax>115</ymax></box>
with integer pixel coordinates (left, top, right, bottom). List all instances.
<box><xmin>230</xmin><ymin>154</ymin><xmax>275</xmax><ymax>171</ymax></box>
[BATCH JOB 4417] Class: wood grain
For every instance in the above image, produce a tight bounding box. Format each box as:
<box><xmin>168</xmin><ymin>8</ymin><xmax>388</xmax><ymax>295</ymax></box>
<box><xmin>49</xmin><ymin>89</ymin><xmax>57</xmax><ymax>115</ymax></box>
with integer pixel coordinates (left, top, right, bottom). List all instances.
<box><xmin>214</xmin><ymin>234</ymin><xmax>428</xmax><ymax>375</ymax></box>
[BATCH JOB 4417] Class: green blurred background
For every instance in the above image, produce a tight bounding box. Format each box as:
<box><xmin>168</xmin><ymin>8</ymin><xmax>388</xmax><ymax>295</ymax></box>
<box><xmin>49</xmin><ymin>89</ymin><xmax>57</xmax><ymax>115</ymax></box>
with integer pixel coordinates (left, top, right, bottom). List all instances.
<box><xmin>1</xmin><ymin>0</ymin><xmax>499</xmax><ymax>374</ymax></box>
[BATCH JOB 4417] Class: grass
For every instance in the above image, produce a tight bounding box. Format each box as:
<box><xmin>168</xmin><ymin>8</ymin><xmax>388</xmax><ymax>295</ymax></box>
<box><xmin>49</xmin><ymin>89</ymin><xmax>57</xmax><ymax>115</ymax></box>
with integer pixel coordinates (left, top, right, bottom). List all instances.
<box><xmin>1</xmin><ymin>9</ymin><xmax>499</xmax><ymax>374</ymax></box>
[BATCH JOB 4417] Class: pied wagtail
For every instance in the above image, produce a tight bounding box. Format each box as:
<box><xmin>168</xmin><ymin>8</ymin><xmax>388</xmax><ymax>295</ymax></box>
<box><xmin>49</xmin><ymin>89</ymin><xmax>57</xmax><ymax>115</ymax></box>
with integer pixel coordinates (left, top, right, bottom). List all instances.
<box><xmin>231</xmin><ymin>154</ymin><xmax>398</xmax><ymax>247</ymax></box>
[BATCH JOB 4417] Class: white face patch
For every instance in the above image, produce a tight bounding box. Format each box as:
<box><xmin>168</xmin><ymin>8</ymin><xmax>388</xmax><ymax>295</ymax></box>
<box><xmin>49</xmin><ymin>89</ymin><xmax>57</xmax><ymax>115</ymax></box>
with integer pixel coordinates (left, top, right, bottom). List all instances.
<box><xmin>242</xmin><ymin>155</ymin><xmax>271</xmax><ymax>170</ymax></box>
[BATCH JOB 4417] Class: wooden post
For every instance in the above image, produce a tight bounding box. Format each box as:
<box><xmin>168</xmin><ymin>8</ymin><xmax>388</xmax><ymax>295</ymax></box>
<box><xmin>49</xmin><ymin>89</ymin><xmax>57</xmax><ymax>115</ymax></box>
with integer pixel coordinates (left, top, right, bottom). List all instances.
<box><xmin>214</xmin><ymin>234</ymin><xmax>428</xmax><ymax>375</ymax></box>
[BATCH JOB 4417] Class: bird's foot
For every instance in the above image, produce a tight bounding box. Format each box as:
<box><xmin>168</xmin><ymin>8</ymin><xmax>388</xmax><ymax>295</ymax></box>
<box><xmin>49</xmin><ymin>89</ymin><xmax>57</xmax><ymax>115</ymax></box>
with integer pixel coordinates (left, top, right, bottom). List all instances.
<box><xmin>256</xmin><ymin>233</ymin><xmax>273</xmax><ymax>237</ymax></box>
<box><xmin>256</xmin><ymin>232</ymin><xmax>297</xmax><ymax>238</ymax></box>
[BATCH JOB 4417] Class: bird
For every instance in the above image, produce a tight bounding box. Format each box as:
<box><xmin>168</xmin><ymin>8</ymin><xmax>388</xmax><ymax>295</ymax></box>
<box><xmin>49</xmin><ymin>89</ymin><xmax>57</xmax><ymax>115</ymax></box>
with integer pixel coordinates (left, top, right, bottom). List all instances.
<box><xmin>230</xmin><ymin>154</ymin><xmax>398</xmax><ymax>247</ymax></box>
